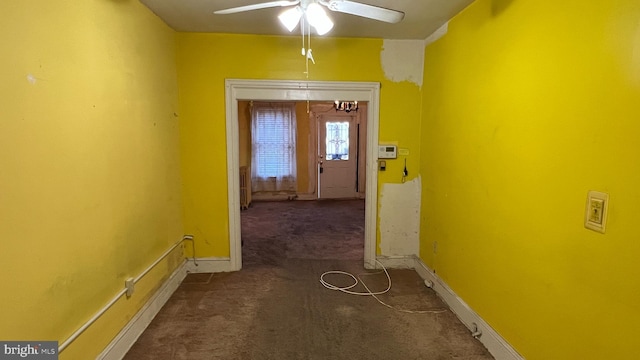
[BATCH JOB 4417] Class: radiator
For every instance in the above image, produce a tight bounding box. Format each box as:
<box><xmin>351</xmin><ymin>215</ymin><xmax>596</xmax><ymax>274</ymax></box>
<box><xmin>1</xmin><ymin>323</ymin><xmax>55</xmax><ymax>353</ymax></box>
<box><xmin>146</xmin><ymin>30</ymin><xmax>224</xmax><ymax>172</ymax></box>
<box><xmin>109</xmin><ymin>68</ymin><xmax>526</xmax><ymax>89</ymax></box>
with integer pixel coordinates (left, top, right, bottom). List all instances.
<box><xmin>239</xmin><ymin>166</ymin><xmax>251</xmax><ymax>210</ymax></box>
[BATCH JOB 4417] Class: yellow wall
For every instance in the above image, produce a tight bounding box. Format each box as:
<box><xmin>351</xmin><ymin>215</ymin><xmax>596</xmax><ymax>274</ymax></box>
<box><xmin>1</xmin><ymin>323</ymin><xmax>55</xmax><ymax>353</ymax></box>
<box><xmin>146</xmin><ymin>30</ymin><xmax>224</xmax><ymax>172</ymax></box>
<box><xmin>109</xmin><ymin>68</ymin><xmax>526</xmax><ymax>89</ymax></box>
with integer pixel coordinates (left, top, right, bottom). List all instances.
<box><xmin>0</xmin><ymin>1</ymin><xmax>183</xmax><ymax>358</ymax></box>
<box><xmin>238</xmin><ymin>101</ymin><xmax>252</xmax><ymax>167</ymax></box>
<box><xmin>420</xmin><ymin>0</ymin><xmax>640</xmax><ymax>358</ymax></box>
<box><xmin>177</xmin><ymin>34</ymin><xmax>422</xmax><ymax>257</ymax></box>
<box><xmin>295</xmin><ymin>102</ymin><xmax>311</xmax><ymax>194</ymax></box>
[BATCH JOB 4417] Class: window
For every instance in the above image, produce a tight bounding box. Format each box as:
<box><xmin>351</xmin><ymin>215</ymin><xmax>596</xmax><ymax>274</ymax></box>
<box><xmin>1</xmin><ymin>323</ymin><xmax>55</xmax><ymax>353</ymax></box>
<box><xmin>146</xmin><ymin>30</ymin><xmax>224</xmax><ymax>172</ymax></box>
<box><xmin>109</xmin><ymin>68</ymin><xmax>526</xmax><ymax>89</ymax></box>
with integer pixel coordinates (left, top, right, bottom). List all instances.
<box><xmin>251</xmin><ymin>102</ymin><xmax>297</xmax><ymax>192</ymax></box>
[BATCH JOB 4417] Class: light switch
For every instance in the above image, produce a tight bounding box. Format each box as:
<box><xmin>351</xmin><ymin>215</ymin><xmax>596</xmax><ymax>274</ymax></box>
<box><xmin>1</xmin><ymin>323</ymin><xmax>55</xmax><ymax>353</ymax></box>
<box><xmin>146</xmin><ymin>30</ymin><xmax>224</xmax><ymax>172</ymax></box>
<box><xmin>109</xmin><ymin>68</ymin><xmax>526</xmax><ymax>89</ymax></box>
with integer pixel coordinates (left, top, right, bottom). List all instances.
<box><xmin>588</xmin><ymin>198</ymin><xmax>604</xmax><ymax>224</ymax></box>
<box><xmin>585</xmin><ymin>191</ymin><xmax>609</xmax><ymax>233</ymax></box>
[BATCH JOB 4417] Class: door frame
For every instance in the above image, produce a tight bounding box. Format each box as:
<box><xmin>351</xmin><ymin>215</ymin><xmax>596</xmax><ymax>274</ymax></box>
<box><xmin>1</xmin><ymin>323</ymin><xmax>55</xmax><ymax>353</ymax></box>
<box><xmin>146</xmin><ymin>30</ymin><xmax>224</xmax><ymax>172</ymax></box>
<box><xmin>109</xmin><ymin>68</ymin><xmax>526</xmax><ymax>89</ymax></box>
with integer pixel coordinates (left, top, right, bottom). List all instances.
<box><xmin>224</xmin><ymin>79</ymin><xmax>380</xmax><ymax>271</ymax></box>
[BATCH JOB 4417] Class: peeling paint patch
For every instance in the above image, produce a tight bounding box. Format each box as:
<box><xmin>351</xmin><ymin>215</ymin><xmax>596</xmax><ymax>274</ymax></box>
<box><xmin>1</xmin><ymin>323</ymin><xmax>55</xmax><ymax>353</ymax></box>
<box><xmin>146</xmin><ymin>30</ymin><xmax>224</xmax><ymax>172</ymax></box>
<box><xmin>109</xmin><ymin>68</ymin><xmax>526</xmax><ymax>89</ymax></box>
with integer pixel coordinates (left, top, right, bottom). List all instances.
<box><xmin>379</xmin><ymin>176</ymin><xmax>421</xmax><ymax>257</ymax></box>
<box><xmin>425</xmin><ymin>22</ymin><xmax>449</xmax><ymax>47</ymax></box>
<box><xmin>381</xmin><ymin>40</ymin><xmax>425</xmax><ymax>87</ymax></box>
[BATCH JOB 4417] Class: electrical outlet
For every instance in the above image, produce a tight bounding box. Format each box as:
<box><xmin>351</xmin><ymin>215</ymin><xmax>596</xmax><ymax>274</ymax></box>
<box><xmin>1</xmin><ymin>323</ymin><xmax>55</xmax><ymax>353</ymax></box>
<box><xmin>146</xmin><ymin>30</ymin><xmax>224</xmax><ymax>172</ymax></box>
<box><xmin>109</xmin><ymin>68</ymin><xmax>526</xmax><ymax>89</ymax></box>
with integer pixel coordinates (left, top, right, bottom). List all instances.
<box><xmin>471</xmin><ymin>322</ymin><xmax>482</xmax><ymax>338</ymax></box>
<box><xmin>379</xmin><ymin>160</ymin><xmax>386</xmax><ymax>171</ymax></box>
<box><xmin>125</xmin><ymin>278</ymin><xmax>135</xmax><ymax>297</ymax></box>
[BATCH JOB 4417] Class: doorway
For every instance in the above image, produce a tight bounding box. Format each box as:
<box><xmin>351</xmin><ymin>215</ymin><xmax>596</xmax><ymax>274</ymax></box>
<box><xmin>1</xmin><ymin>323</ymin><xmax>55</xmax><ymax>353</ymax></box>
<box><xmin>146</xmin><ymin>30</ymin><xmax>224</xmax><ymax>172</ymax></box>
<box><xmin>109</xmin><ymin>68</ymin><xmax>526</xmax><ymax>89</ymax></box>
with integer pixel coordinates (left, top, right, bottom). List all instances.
<box><xmin>310</xmin><ymin>103</ymin><xmax>367</xmax><ymax>199</ymax></box>
<box><xmin>224</xmin><ymin>79</ymin><xmax>381</xmax><ymax>271</ymax></box>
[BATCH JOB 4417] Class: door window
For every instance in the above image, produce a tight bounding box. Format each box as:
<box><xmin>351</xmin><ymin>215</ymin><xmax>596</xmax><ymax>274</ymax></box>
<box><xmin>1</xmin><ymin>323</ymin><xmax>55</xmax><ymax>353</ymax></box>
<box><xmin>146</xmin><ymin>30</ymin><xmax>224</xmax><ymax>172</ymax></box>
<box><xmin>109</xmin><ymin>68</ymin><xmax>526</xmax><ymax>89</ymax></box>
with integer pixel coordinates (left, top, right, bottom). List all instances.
<box><xmin>325</xmin><ymin>121</ymin><xmax>349</xmax><ymax>160</ymax></box>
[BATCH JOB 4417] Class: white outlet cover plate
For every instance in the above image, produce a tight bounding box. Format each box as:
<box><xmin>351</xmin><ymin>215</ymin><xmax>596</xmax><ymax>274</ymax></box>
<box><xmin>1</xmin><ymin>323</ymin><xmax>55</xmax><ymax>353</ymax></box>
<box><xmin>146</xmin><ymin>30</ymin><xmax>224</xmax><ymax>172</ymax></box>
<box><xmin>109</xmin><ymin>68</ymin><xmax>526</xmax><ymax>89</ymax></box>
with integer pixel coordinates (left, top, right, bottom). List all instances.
<box><xmin>585</xmin><ymin>190</ymin><xmax>609</xmax><ymax>233</ymax></box>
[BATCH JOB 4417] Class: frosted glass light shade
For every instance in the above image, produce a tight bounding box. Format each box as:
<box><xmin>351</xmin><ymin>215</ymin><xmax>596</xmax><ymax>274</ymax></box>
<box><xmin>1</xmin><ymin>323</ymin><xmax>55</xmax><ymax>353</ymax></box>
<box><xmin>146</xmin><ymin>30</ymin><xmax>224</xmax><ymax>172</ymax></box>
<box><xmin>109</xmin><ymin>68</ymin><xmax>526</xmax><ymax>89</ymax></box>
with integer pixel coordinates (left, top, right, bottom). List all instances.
<box><xmin>278</xmin><ymin>6</ymin><xmax>302</xmax><ymax>32</ymax></box>
<box><xmin>313</xmin><ymin>16</ymin><xmax>333</xmax><ymax>35</ymax></box>
<box><xmin>306</xmin><ymin>3</ymin><xmax>333</xmax><ymax>35</ymax></box>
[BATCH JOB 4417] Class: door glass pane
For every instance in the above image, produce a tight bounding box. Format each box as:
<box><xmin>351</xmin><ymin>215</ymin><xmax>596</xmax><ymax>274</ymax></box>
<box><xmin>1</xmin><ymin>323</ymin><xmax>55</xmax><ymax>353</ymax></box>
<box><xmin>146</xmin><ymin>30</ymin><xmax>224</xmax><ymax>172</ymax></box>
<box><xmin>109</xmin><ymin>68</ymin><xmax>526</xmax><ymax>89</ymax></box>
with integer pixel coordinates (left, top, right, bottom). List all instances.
<box><xmin>325</xmin><ymin>121</ymin><xmax>349</xmax><ymax>160</ymax></box>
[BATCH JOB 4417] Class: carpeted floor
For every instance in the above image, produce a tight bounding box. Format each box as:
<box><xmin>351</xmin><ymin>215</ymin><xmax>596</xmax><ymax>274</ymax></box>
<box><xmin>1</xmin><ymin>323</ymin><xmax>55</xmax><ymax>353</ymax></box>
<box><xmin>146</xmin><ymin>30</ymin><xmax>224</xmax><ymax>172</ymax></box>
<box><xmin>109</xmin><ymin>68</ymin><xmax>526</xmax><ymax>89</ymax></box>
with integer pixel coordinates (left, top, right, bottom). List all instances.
<box><xmin>241</xmin><ymin>199</ymin><xmax>365</xmax><ymax>266</ymax></box>
<box><xmin>124</xmin><ymin>200</ymin><xmax>493</xmax><ymax>360</ymax></box>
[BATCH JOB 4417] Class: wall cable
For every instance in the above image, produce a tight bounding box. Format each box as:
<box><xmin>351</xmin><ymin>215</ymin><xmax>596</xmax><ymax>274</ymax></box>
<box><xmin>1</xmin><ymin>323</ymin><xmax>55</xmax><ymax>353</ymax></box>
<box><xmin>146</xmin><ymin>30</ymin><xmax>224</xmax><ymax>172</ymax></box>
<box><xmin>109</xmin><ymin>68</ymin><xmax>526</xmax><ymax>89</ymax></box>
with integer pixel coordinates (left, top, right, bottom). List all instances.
<box><xmin>402</xmin><ymin>158</ymin><xmax>408</xmax><ymax>183</ymax></box>
<box><xmin>319</xmin><ymin>260</ymin><xmax>447</xmax><ymax>314</ymax></box>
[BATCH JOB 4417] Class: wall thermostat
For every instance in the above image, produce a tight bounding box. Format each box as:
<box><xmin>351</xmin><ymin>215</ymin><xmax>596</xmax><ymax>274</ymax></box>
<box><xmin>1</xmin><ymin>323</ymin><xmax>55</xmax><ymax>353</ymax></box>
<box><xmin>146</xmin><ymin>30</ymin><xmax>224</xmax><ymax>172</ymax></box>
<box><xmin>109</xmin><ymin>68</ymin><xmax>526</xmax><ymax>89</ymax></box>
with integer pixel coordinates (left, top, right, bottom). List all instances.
<box><xmin>378</xmin><ymin>145</ymin><xmax>397</xmax><ymax>159</ymax></box>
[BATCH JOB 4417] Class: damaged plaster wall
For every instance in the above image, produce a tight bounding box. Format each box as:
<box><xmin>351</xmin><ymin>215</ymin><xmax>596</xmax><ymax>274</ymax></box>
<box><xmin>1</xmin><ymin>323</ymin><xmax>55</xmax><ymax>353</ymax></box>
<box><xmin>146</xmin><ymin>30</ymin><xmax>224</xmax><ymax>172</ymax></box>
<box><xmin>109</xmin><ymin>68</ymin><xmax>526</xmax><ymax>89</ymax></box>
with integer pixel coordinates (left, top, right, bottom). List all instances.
<box><xmin>380</xmin><ymin>22</ymin><xmax>449</xmax><ymax>87</ymax></box>
<box><xmin>381</xmin><ymin>40</ymin><xmax>425</xmax><ymax>87</ymax></box>
<box><xmin>379</xmin><ymin>176</ymin><xmax>421</xmax><ymax>257</ymax></box>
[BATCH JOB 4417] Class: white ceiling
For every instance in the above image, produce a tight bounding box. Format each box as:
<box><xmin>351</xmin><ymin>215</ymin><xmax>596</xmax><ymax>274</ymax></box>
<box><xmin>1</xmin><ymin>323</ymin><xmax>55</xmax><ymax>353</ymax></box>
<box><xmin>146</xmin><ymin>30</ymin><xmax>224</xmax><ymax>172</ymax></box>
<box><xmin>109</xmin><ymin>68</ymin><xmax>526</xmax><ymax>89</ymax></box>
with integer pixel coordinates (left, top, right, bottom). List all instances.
<box><xmin>140</xmin><ymin>0</ymin><xmax>475</xmax><ymax>40</ymax></box>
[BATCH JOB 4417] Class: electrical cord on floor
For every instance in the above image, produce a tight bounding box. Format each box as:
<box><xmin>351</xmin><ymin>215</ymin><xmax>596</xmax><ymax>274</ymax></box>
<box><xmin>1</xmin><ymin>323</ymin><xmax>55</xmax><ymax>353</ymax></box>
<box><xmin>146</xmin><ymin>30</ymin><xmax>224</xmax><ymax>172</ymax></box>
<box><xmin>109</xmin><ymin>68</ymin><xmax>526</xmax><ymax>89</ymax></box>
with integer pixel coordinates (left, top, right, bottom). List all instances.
<box><xmin>319</xmin><ymin>260</ymin><xmax>448</xmax><ymax>314</ymax></box>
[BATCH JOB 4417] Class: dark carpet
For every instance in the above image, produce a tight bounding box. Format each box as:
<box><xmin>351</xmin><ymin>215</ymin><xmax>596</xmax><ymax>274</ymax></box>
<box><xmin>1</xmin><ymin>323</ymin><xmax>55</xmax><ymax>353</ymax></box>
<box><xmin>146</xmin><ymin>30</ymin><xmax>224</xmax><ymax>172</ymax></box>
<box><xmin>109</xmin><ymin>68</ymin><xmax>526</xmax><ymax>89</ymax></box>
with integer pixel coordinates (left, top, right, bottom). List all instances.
<box><xmin>124</xmin><ymin>200</ymin><xmax>493</xmax><ymax>360</ymax></box>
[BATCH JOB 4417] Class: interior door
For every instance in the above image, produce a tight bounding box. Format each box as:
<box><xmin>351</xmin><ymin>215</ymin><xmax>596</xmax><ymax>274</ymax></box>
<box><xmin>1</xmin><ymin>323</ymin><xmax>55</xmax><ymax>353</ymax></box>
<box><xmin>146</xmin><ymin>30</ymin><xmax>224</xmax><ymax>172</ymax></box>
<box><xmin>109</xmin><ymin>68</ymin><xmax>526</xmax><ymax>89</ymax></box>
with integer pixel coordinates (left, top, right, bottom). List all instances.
<box><xmin>318</xmin><ymin>114</ymin><xmax>357</xmax><ymax>199</ymax></box>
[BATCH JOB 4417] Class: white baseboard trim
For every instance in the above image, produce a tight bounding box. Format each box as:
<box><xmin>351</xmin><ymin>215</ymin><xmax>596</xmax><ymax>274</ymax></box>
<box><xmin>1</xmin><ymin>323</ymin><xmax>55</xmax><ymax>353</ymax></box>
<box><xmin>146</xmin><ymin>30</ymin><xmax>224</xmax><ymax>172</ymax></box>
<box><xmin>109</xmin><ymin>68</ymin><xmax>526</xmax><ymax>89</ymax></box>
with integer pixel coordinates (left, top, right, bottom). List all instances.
<box><xmin>412</xmin><ymin>255</ymin><xmax>524</xmax><ymax>360</ymax></box>
<box><xmin>97</xmin><ymin>260</ymin><xmax>189</xmax><ymax>360</ymax></box>
<box><xmin>185</xmin><ymin>257</ymin><xmax>233</xmax><ymax>273</ymax></box>
<box><xmin>375</xmin><ymin>255</ymin><xmax>416</xmax><ymax>269</ymax></box>
<box><xmin>98</xmin><ymin>257</ymin><xmax>233</xmax><ymax>360</ymax></box>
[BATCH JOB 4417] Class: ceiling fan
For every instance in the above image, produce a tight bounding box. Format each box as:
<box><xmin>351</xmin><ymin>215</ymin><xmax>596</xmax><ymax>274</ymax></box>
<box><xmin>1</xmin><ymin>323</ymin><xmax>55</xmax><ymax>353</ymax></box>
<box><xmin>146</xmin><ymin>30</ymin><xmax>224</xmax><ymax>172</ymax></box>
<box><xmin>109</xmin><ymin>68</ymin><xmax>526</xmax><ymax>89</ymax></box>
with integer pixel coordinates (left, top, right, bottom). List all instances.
<box><xmin>214</xmin><ymin>0</ymin><xmax>405</xmax><ymax>35</ymax></box>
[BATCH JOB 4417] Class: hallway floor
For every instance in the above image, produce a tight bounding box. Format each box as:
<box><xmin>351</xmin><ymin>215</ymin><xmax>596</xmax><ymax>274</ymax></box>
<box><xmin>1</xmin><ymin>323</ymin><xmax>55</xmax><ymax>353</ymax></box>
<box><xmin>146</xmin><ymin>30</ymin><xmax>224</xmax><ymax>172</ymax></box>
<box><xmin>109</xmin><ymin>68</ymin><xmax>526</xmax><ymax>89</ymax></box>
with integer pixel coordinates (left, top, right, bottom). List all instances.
<box><xmin>124</xmin><ymin>200</ymin><xmax>493</xmax><ymax>359</ymax></box>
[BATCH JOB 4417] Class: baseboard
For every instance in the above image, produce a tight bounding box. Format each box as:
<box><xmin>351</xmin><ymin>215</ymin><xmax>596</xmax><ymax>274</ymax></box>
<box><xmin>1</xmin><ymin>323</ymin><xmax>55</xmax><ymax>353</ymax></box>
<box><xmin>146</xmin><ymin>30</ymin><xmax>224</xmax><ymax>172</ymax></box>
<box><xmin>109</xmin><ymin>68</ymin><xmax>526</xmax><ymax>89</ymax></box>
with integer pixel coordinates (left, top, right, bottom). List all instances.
<box><xmin>251</xmin><ymin>193</ymin><xmax>296</xmax><ymax>201</ymax></box>
<box><xmin>98</xmin><ymin>257</ymin><xmax>233</xmax><ymax>359</ymax></box>
<box><xmin>375</xmin><ymin>255</ymin><xmax>416</xmax><ymax>269</ymax></box>
<box><xmin>97</xmin><ymin>260</ymin><xmax>189</xmax><ymax>360</ymax></box>
<box><xmin>295</xmin><ymin>194</ymin><xmax>318</xmax><ymax>201</ymax></box>
<box><xmin>185</xmin><ymin>257</ymin><xmax>233</xmax><ymax>273</ymax></box>
<box><xmin>412</xmin><ymin>255</ymin><xmax>524</xmax><ymax>360</ymax></box>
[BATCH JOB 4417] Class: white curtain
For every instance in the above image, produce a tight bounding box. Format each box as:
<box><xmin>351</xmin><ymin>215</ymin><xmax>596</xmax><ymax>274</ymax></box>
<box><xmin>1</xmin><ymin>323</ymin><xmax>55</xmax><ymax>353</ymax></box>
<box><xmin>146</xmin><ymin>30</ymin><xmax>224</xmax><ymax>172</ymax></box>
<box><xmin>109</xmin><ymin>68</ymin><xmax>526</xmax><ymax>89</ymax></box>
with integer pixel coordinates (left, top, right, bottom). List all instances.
<box><xmin>251</xmin><ymin>102</ymin><xmax>297</xmax><ymax>192</ymax></box>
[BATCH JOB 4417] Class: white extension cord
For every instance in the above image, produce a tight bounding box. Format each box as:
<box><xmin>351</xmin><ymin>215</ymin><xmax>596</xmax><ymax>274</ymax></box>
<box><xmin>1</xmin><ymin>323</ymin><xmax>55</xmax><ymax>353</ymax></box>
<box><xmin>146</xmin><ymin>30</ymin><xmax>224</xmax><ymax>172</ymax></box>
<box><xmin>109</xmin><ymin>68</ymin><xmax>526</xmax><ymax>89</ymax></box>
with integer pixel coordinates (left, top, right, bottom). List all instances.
<box><xmin>319</xmin><ymin>260</ymin><xmax>447</xmax><ymax>314</ymax></box>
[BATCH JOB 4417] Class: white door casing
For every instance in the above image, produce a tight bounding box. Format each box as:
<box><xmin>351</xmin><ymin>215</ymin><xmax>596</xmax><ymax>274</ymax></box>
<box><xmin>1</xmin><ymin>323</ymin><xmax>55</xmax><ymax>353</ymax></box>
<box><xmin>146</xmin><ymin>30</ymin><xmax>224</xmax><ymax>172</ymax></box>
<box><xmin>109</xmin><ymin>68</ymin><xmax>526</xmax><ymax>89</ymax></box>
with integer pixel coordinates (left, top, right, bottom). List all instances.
<box><xmin>224</xmin><ymin>79</ymin><xmax>380</xmax><ymax>271</ymax></box>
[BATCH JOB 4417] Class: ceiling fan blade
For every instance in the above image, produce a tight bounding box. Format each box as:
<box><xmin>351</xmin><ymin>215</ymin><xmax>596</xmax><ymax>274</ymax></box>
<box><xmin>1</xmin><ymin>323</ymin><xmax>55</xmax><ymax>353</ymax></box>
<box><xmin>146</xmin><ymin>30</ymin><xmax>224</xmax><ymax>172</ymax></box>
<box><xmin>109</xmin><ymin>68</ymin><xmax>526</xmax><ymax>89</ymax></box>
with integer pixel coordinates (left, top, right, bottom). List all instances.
<box><xmin>214</xmin><ymin>1</ymin><xmax>300</xmax><ymax>15</ymax></box>
<box><xmin>322</xmin><ymin>0</ymin><xmax>404</xmax><ymax>23</ymax></box>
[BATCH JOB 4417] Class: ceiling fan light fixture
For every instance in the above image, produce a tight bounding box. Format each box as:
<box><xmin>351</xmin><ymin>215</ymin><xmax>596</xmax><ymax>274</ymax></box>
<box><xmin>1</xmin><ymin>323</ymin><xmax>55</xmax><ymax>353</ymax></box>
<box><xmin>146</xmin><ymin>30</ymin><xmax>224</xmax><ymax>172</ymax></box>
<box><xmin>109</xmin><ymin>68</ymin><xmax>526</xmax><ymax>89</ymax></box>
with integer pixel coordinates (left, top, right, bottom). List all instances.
<box><xmin>278</xmin><ymin>6</ymin><xmax>303</xmax><ymax>32</ymax></box>
<box><xmin>306</xmin><ymin>3</ymin><xmax>333</xmax><ymax>35</ymax></box>
<box><xmin>313</xmin><ymin>15</ymin><xmax>333</xmax><ymax>35</ymax></box>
